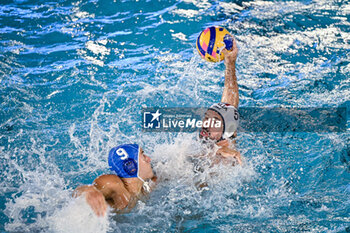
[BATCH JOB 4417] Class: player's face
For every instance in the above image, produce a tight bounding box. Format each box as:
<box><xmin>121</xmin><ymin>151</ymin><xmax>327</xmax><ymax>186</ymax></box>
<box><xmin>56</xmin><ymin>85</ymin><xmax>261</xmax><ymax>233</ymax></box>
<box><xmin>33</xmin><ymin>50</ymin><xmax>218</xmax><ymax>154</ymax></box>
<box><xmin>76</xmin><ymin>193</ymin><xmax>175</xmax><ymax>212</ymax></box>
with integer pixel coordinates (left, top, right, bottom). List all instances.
<box><xmin>199</xmin><ymin>110</ymin><xmax>224</xmax><ymax>141</ymax></box>
<box><xmin>138</xmin><ymin>148</ymin><xmax>154</xmax><ymax>180</ymax></box>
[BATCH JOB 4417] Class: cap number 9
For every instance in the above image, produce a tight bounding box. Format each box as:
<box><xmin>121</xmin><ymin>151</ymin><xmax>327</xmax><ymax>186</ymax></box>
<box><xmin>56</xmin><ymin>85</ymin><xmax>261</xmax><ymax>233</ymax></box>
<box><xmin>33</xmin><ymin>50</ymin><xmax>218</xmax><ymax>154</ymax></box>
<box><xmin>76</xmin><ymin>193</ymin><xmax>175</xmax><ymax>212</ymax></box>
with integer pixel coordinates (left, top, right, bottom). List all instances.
<box><xmin>116</xmin><ymin>148</ymin><xmax>128</xmax><ymax>160</ymax></box>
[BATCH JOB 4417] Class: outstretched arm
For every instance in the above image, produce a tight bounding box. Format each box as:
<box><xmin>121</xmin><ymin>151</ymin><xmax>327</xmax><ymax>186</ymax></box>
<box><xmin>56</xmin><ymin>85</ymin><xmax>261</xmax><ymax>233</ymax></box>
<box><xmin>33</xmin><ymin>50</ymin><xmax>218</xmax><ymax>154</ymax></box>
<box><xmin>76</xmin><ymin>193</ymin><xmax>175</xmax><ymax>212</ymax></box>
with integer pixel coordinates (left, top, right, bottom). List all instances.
<box><xmin>221</xmin><ymin>38</ymin><xmax>239</xmax><ymax>108</ymax></box>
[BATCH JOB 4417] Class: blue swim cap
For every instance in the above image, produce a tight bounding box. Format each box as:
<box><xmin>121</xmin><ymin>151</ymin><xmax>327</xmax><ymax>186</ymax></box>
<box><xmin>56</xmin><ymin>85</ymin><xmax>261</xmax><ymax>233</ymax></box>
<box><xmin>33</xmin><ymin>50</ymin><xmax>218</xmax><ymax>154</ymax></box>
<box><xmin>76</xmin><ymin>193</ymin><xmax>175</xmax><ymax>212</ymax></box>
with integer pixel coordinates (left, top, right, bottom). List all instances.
<box><xmin>108</xmin><ymin>144</ymin><xmax>140</xmax><ymax>178</ymax></box>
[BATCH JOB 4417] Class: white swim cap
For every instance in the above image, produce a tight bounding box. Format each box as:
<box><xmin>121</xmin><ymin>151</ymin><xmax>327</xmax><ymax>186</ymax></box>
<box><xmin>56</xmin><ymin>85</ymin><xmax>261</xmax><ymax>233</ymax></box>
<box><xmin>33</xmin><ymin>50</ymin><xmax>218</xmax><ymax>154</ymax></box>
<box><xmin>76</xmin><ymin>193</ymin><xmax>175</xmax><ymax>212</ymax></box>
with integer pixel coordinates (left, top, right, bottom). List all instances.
<box><xmin>208</xmin><ymin>102</ymin><xmax>239</xmax><ymax>140</ymax></box>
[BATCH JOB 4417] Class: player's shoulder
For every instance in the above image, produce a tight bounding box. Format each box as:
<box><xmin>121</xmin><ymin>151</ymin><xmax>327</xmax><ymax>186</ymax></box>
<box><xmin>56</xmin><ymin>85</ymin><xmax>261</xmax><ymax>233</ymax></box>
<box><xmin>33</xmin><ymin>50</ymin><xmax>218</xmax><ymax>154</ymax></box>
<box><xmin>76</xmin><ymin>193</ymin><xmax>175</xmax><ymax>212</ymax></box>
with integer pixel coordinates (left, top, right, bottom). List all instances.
<box><xmin>93</xmin><ymin>174</ymin><xmax>124</xmax><ymax>187</ymax></box>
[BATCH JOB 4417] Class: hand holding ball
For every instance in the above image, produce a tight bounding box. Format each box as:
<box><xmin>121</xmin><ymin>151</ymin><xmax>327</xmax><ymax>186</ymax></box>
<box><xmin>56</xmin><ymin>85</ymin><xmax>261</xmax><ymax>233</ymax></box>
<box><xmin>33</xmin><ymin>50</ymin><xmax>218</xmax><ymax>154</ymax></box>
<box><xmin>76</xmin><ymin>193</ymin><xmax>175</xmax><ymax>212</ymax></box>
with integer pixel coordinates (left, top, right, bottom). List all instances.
<box><xmin>196</xmin><ymin>26</ymin><xmax>235</xmax><ymax>63</ymax></box>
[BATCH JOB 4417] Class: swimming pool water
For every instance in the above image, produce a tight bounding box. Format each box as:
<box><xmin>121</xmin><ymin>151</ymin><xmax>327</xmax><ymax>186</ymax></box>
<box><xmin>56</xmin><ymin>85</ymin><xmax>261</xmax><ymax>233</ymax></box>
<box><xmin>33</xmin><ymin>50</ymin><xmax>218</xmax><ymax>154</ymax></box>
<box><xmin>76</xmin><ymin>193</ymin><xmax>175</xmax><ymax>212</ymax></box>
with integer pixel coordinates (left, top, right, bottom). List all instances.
<box><xmin>0</xmin><ymin>0</ymin><xmax>349</xmax><ymax>232</ymax></box>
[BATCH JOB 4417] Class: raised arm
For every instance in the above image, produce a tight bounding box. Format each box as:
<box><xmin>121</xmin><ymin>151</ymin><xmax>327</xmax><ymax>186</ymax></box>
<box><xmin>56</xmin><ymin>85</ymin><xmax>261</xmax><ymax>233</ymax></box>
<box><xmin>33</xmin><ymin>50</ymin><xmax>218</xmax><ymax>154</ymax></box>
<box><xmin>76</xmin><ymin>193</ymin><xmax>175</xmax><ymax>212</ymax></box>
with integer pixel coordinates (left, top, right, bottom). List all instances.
<box><xmin>221</xmin><ymin>38</ymin><xmax>239</xmax><ymax>108</ymax></box>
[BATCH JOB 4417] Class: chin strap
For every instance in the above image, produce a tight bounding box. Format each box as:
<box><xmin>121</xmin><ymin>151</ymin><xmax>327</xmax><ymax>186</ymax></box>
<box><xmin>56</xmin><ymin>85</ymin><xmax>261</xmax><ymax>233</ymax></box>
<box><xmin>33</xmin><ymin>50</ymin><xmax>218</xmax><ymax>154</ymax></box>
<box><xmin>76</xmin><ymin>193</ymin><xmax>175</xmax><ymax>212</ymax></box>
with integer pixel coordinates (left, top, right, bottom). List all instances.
<box><xmin>138</xmin><ymin>177</ymin><xmax>151</xmax><ymax>193</ymax></box>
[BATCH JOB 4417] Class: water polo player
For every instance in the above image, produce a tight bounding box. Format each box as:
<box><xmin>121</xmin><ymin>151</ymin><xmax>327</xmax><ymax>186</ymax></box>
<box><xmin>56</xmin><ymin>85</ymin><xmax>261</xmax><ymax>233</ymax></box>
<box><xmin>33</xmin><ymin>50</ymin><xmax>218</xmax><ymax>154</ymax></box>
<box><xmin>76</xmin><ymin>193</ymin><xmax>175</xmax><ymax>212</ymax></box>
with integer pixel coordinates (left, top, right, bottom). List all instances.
<box><xmin>199</xmin><ymin>34</ymin><xmax>242</xmax><ymax>164</ymax></box>
<box><xmin>74</xmin><ymin>144</ymin><xmax>156</xmax><ymax>216</ymax></box>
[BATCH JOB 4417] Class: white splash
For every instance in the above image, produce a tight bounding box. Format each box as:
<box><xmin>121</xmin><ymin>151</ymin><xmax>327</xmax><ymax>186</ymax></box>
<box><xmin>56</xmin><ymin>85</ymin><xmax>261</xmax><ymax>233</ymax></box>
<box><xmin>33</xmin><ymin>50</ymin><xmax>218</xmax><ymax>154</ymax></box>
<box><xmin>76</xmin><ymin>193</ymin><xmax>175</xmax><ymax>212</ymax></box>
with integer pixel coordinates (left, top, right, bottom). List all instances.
<box><xmin>48</xmin><ymin>197</ymin><xmax>110</xmax><ymax>233</ymax></box>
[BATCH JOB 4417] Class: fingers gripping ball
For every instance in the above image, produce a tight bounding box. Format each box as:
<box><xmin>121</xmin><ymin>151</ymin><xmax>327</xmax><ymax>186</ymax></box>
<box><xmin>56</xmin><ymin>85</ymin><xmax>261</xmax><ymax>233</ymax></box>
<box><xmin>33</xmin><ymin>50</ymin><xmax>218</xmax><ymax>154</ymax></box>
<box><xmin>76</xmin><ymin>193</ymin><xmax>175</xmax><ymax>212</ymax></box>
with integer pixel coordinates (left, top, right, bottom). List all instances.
<box><xmin>196</xmin><ymin>26</ymin><xmax>234</xmax><ymax>62</ymax></box>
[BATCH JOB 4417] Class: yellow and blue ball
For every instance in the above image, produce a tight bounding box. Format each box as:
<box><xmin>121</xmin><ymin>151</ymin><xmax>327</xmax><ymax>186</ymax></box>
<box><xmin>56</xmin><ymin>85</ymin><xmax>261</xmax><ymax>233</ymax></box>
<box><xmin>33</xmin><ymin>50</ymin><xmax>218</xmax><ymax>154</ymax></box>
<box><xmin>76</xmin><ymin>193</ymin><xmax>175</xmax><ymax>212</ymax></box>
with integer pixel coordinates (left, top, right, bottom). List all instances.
<box><xmin>196</xmin><ymin>26</ymin><xmax>234</xmax><ymax>63</ymax></box>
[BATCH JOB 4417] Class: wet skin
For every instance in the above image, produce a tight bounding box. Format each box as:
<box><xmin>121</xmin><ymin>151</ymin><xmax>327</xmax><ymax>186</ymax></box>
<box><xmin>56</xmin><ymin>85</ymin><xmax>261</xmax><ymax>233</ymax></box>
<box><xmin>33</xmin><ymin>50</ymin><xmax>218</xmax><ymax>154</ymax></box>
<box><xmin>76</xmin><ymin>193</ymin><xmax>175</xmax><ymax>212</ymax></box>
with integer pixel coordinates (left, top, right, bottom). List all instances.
<box><xmin>199</xmin><ymin>110</ymin><xmax>224</xmax><ymax>141</ymax></box>
<box><xmin>74</xmin><ymin>147</ymin><xmax>156</xmax><ymax>216</ymax></box>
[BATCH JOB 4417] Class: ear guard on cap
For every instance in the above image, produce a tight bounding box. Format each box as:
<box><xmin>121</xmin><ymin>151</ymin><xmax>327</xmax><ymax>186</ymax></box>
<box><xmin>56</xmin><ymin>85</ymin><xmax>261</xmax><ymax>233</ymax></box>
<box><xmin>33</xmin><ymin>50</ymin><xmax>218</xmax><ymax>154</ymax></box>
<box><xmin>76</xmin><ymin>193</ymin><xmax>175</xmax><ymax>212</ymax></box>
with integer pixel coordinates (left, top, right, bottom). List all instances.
<box><xmin>208</xmin><ymin>102</ymin><xmax>239</xmax><ymax>140</ymax></box>
<box><xmin>123</xmin><ymin>158</ymin><xmax>138</xmax><ymax>176</ymax></box>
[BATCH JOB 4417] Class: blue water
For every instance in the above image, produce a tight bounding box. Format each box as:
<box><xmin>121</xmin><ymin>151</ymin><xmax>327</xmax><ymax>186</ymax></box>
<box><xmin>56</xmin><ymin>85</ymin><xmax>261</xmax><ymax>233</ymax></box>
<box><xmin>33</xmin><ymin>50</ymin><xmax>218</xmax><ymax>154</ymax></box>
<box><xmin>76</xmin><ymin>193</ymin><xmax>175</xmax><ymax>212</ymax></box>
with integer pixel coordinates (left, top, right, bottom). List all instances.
<box><xmin>1</xmin><ymin>0</ymin><xmax>349</xmax><ymax>232</ymax></box>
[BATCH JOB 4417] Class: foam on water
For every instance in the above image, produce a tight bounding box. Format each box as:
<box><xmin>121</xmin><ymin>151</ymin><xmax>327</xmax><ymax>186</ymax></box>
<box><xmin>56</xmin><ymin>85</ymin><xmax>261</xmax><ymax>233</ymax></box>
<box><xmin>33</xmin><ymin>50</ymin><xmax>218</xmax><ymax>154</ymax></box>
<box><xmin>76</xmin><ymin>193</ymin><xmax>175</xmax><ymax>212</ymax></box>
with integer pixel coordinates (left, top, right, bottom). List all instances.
<box><xmin>48</xmin><ymin>197</ymin><xmax>110</xmax><ymax>233</ymax></box>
